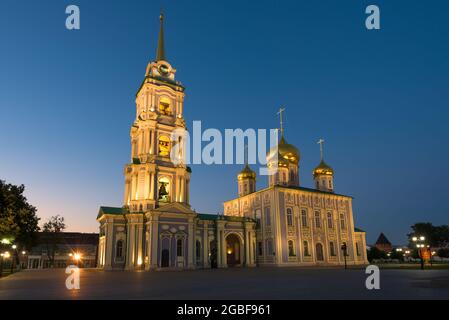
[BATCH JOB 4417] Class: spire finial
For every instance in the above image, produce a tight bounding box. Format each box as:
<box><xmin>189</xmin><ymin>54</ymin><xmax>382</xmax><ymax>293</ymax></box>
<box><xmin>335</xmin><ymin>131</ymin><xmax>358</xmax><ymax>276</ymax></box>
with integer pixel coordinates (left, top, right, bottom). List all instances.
<box><xmin>317</xmin><ymin>138</ymin><xmax>325</xmax><ymax>161</ymax></box>
<box><xmin>277</xmin><ymin>107</ymin><xmax>286</xmax><ymax>137</ymax></box>
<box><xmin>156</xmin><ymin>10</ymin><xmax>166</xmax><ymax>61</ymax></box>
<box><xmin>244</xmin><ymin>144</ymin><xmax>248</xmax><ymax>166</ymax></box>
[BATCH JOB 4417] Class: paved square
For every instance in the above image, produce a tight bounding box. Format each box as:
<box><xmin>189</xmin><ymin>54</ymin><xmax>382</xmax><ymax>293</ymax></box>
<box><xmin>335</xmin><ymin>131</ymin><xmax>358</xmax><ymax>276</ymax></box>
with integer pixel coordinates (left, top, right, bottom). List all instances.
<box><xmin>1</xmin><ymin>267</ymin><xmax>449</xmax><ymax>299</ymax></box>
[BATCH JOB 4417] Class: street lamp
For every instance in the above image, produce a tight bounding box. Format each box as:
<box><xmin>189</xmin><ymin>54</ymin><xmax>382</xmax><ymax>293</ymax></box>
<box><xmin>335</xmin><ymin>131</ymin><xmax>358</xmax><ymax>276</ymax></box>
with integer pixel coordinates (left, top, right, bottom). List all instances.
<box><xmin>412</xmin><ymin>235</ymin><xmax>426</xmax><ymax>270</ymax></box>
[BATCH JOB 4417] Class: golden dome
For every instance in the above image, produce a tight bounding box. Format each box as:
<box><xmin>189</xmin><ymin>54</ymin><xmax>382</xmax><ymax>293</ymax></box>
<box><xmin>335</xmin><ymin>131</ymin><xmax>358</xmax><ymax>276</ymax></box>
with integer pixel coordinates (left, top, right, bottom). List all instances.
<box><xmin>237</xmin><ymin>164</ymin><xmax>256</xmax><ymax>181</ymax></box>
<box><xmin>267</xmin><ymin>152</ymin><xmax>289</xmax><ymax>169</ymax></box>
<box><xmin>267</xmin><ymin>136</ymin><xmax>300</xmax><ymax>165</ymax></box>
<box><xmin>313</xmin><ymin>160</ymin><xmax>334</xmax><ymax>178</ymax></box>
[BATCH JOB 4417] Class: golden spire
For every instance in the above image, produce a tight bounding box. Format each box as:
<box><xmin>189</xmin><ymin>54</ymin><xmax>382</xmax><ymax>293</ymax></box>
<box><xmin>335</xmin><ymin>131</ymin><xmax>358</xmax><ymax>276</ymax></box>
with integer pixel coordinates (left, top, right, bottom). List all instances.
<box><xmin>156</xmin><ymin>10</ymin><xmax>166</xmax><ymax>61</ymax></box>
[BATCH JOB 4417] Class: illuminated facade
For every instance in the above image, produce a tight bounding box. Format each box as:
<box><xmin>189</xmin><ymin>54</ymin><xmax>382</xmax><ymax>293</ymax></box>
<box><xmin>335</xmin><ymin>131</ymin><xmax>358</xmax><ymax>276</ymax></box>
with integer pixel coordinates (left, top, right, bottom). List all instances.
<box><xmin>97</xmin><ymin>14</ymin><xmax>368</xmax><ymax>271</ymax></box>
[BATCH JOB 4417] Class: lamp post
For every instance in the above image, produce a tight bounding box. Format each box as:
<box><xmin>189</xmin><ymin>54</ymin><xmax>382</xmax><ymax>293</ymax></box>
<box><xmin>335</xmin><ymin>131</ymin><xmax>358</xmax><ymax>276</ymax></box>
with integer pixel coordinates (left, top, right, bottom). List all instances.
<box><xmin>341</xmin><ymin>243</ymin><xmax>347</xmax><ymax>269</ymax></box>
<box><xmin>412</xmin><ymin>236</ymin><xmax>426</xmax><ymax>270</ymax></box>
<box><xmin>0</xmin><ymin>253</ymin><xmax>3</xmax><ymax>277</ymax></box>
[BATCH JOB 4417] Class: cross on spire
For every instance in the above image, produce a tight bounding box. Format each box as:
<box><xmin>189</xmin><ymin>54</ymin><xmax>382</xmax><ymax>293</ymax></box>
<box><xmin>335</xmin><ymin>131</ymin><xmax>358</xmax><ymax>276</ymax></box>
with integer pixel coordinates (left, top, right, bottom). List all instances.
<box><xmin>277</xmin><ymin>107</ymin><xmax>286</xmax><ymax>137</ymax></box>
<box><xmin>317</xmin><ymin>138</ymin><xmax>325</xmax><ymax>161</ymax></box>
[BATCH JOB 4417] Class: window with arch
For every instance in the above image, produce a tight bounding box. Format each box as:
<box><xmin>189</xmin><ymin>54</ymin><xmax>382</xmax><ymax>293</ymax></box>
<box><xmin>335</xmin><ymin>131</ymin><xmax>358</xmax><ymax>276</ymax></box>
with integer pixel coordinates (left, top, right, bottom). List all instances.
<box><xmin>328</xmin><ymin>180</ymin><xmax>332</xmax><ymax>189</ymax></box>
<box><xmin>158</xmin><ymin>135</ymin><xmax>171</xmax><ymax>157</ymax></box>
<box><xmin>329</xmin><ymin>241</ymin><xmax>336</xmax><ymax>256</ymax></box>
<box><xmin>288</xmin><ymin>240</ymin><xmax>295</xmax><ymax>257</ymax></box>
<box><xmin>327</xmin><ymin>212</ymin><xmax>333</xmax><ymax>229</ymax></box>
<box><xmin>303</xmin><ymin>241</ymin><xmax>310</xmax><ymax>256</ymax></box>
<box><xmin>286</xmin><ymin>208</ymin><xmax>293</xmax><ymax>227</ymax></box>
<box><xmin>177</xmin><ymin>238</ymin><xmax>183</xmax><ymax>257</ymax></box>
<box><xmin>339</xmin><ymin>213</ymin><xmax>346</xmax><ymax>230</ymax></box>
<box><xmin>159</xmin><ymin>96</ymin><xmax>171</xmax><ymax>115</ymax></box>
<box><xmin>255</xmin><ymin>210</ymin><xmax>261</xmax><ymax>229</ymax></box>
<box><xmin>264</xmin><ymin>207</ymin><xmax>271</xmax><ymax>227</ymax></box>
<box><xmin>356</xmin><ymin>242</ymin><xmax>361</xmax><ymax>256</ymax></box>
<box><xmin>314</xmin><ymin>211</ymin><xmax>321</xmax><ymax>228</ymax></box>
<box><xmin>116</xmin><ymin>240</ymin><xmax>123</xmax><ymax>259</ymax></box>
<box><xmin>301</xmin><ymin>209</ymin><xmax>308</xmax><ymax>227</ymax></box>
<box><xmin>158</xmin><ymin>177</ymin><xmax>170</xmax><ymax>202</ymax></box>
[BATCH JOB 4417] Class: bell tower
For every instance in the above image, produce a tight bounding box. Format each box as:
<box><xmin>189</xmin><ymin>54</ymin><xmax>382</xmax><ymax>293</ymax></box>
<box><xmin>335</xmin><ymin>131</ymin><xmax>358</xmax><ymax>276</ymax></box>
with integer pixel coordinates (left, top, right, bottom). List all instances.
<box><xmin>313</xmin><ymin>139</ymin><xmax>334</xmax><ymax>192</ymax></box>
<box><xmin>123</xmin><ymin>14</ymin><xmax>191</xmax><ymax>212</ymax></box>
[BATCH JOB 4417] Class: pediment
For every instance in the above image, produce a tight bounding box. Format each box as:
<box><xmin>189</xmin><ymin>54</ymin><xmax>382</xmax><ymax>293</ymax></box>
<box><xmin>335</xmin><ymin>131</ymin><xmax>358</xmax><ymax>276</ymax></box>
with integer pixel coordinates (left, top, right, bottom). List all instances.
<box><xmin>154</xmin><ymin>202</ymin><xmax>195</xmax><ymax>214</ymax></box>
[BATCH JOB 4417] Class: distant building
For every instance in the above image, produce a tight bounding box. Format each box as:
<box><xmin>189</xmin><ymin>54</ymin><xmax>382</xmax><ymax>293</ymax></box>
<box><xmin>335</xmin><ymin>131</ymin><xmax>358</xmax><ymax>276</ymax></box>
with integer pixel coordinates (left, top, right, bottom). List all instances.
<box><xmin>375</xmin><ymin>233</ymin><xmax>392</xmax><ymax>252</ymax></box>
<box><xmin>24</xmin><ymin>232</ymin><xmax>98</xmax><ymax>269</ymax></box>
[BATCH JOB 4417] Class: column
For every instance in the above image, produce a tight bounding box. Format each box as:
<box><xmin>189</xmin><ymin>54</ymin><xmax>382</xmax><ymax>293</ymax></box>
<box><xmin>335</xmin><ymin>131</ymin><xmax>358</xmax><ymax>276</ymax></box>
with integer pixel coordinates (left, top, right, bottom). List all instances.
<box><xmin>123</xmin><ymin>180</ymin><xmax>130</xmax><ymax>205</ymax></box>
<box><xmin>188</xmin><ymin>218</ymin><xmax>195</xmax><ymax>268</ymax></box>
<box><xmin>136</xmin><ymin>222</ymin><xmax>144</xmax><ymax>268</ymax></box>
<box><xmin>244</xmin><ymin>229</ymin><xmax>250</xmax><ymax>266</ymax></box>
<box><xmin>150</xmin><ymin>216</ymin><xmax>159</xmax><ymax>268</ymax></box>
<box><xmin>203</xmin><ymin>222</ymin><xmax>209</xmax><ymax>268</ymax></box>
<box><xmin>104</xmin><ymin>220</ymin><xmax>114</xmax><ymax>269</ymax></box>
<box><xmin>149</xmin><ymin>172</ymin><xmax>155</xmax><ymax>200</ymax></box>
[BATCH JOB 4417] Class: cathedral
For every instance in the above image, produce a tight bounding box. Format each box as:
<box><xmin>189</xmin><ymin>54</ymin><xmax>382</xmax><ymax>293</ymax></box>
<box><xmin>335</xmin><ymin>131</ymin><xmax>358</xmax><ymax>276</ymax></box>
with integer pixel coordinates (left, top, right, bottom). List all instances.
<box><xmin>96</xmin><ymin>15</ymin><xmax>368</xmax><ymax>270</ymax></box>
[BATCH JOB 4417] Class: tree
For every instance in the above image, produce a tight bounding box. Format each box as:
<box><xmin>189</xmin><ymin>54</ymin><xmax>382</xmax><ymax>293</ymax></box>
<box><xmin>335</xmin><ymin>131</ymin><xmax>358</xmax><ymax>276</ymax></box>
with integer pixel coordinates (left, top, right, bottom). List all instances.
<box><xmin>407</xmin><ymin>223</ymin><xmax>449</xmax><ymax>248</ymax></box>
<box><xmin>367</xmin><ymin>247</ymin><xmax>387</xmax><ymax>262</ymax></box>
<box><xmin>437</xmin><ymin>248</ymin><xmax>449</xmax><ymax>258</ymax></box>
<box><xmin>42</xmin><ymin>215</ymin><xmax>66</xmax><ymax>268</ymax></box>
<box><xmin>0</xmin><ymin>180</ymin><xmax>40</xmax><ymax>249</ymax></box>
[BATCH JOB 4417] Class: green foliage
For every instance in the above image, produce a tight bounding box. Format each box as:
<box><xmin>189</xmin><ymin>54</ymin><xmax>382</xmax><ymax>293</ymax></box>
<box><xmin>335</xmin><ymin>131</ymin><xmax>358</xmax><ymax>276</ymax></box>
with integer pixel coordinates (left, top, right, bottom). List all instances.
<box><xmin>437</xmin><ymin>248</ymin><xmax>449</xmax><ymax>258</ymax></box>
<box><xmin>367</xmin><ymin>247</ymin><xmax>387</xmax><ymax>262</ymax></box>
<box><xmin>389</xmin><ymin>250</ymin><xmax>404</xmax><ymax>261</ymax></box>
<box><xmin>407</xmin><ymin>222</ymin><xmax>449</xmax><ymax>247</ymax></box>
<box><xmin>42</xmin><ymin>215</ymin><xmax>66</xmax><ymax>268</ymax></box>
<box><xmin>0</xmin><ymin>180</ymin><xmax>40</xmax><ymax>249</ymax></box>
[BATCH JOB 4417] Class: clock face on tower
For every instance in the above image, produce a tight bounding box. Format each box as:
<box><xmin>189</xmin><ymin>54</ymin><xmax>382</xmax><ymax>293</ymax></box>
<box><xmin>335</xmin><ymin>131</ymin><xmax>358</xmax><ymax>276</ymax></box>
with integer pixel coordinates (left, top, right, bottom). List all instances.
<box><xmin>158</xmin><ymin>64</ymin><xmax>169</xmax><ymax>75</ymax></box>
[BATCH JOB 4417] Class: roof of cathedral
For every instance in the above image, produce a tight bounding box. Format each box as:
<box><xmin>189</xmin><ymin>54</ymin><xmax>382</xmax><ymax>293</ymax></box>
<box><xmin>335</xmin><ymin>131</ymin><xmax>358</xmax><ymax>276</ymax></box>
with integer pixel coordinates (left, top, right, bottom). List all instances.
<box><xmin>197</xmin><ymin>213</ymin><xmax>254</xmax><ymax>222</ymax></box>
<box><xmin>313</xmin><ymin>159</ymin><xmax>334</xmax><ymax>178</ymax></box>
<box><xmin>267</xmin><ymin>135</ymin><xmax>300</xmax><ymax>165</ymax></box>
<box><xmin>238</xmin><ymin>164</ymin><xmax>256</xmax><ymax>180</ymax></box>
<box><xmin>354</xmin><ymin>227</ymin><xmax>365</xmax><ymax>233</ymax></box>
<box><xmin>97</xmin><ymin>206</ymin><xmax>124</xmax><ymax>219</ymax></box>
<box><xmin>375</xmin><ymin>232</ymin><xmax>391</xmax><ymax>245</ymax></box>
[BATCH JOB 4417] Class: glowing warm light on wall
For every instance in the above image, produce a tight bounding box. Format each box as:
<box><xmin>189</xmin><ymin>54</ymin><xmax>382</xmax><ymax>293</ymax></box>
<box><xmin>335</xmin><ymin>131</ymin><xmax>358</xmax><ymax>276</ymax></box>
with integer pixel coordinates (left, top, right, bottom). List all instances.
<box><xmin>4</xmin><ymin>251</ymin><xmax>10</xmax><ymax>258</ymax></box>
<box><xmin>137</xmin><ymin>257</ymin><xmax>143</xmax><ymax>266</ymax></box>
<box><xmin>1</xmin><ymin>239</ymin><xmax>11</xmax><ymax>245</ymax></box>
<box><xmin>227</xmin><ymin>249</ymin><xmax>232</xmax><ymax>255</ymax></box>
<box><xmin>74</xmin><ymin>253</ymin><xmax>81</xmax><ymax>261</ymax></box>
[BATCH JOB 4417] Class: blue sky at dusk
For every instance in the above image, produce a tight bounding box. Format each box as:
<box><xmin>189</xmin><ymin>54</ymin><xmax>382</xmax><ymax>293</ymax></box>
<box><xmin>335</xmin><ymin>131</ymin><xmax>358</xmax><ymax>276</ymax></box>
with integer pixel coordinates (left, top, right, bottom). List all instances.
<box><xmin>1</xmin><ymin>0</ymin><xmax>448</xmax><ymax>244</ymax></box>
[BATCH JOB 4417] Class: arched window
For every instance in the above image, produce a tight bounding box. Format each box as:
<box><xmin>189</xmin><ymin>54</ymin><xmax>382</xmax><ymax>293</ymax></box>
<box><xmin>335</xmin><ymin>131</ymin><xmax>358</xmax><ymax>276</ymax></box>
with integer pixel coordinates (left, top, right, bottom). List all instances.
<box><xmin>116</xmin><ymin>240</ymin><xmax>123</xmax><ymax>259</ymax></box>
<box><xmin>301</xmin><ymin>209</ymin><xmax>308</xmax><ymax>227</ymax></box>
<box><xmin>356</xmin><ymin>242</ymin><xmax>361</xmax><ymax>256</ymax></box>
<box><xmin>328</xmin><ymin>180</ymin><xmax>332</xmax><ymax>189</ymax></box>
<box><xmin>158</xmin><ymin>177</ymin><xmax>170</xmax><ymax>202</ymax></box>
<box><xmin>264</xmin><ymin>207</ymin><xmax>271</xmax><ymax>227</ymax></box>
<box><xmin>159</xmin><ymin>96</ymin><xmax>171</xmax><ymax>115</ymax></box>
<box><xmin>327</xmin><ymin>212</ymin><xmax>333</xmax><ymax>229</ymax></box>
<box><xmin>158</xmin><ymin>135</ymin><xmax>171</xmax><ymax>157</ymax></box>
<box><xmin>255</xmin><ymin>210</ymin><xmax>261</xmax><ymax>229</ymax></box>
<box><xmin>315</xmin><ymin>211</ymin><xmax>321</xmax><ymax>228</ymax></box>
<box><xmin>329</xmin><ymin>241</ymin><xmax>336</xmax><ymax>256</ymax></box>
<box><xmin>288</xmin><ymin>240</ymin><xmax>295</xmax><ymax>257</ymax></box>
<box><xmin>339</xmin><ymin>213</ymin><xmax>346</xmax><ymax>230</ymax></box>
<box><xmin>177</xmin><ymin>239</ymin><xmax>183</xmax><ymax>257</ymax></box>
<box><xmin>287</xmin><ymin>208</ymin><xmax>293</xmax><ymax>226</ymax></box>
<box><xmin>303</xmin><ymin>241</ymin><xmax>310</xmax><ymax>256</ymax></box>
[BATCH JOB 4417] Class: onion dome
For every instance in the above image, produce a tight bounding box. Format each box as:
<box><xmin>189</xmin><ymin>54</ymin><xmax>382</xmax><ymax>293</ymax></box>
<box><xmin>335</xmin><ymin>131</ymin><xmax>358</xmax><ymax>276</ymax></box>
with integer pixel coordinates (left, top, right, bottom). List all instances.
<box><xmin>237</xmin><ymin>164</ymin><xmax>256</xmax><ymax>181</ymax></box>
<box><xmin>267</xmin><ymin>152</ymin><xmax>289</xmax><ymax>169</ymax></box>
<box><xmin>313</xmin><ymin>160</ymin><xmax>334</xmax><ymax>178</ymax></box>
<box><xmin>267</xmin><ymin>135</ymin><xmax>300</xmax><ymax>165</ymax></box>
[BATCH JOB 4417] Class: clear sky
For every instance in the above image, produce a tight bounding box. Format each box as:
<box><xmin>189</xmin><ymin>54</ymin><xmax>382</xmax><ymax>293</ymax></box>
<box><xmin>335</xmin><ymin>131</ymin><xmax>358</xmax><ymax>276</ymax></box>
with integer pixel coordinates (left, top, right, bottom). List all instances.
<box><xmin>1</xmin><ymin>0</ymin><xmax>448</xmax><ymax>245</ymax></box>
